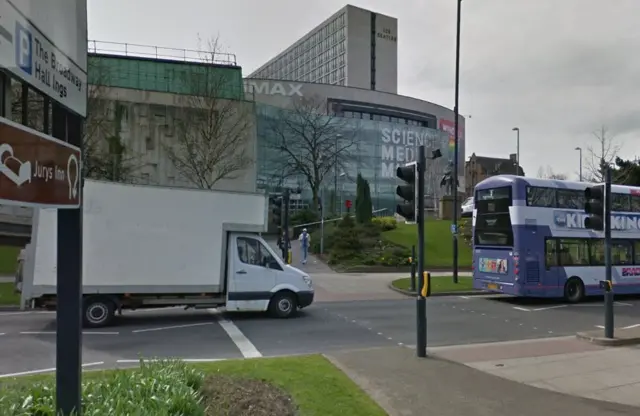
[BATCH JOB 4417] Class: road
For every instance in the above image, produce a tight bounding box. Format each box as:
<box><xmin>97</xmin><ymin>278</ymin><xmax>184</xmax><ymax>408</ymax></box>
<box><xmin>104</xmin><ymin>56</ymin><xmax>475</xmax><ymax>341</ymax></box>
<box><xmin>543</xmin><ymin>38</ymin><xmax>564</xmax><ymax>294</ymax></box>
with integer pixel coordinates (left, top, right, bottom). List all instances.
<box><xmin>2</xmin><ymin>293</ymin><xmax>640</xmax><ymax>377</ymax></box>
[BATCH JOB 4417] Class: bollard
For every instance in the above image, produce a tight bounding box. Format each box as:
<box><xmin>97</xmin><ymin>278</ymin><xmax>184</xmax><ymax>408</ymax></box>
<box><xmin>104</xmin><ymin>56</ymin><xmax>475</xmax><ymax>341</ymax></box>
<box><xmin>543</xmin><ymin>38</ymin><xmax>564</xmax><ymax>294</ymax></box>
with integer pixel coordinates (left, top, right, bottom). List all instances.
<box><xmin>410</xmin><ymin>245</ymin><xmax>416</xmax><ymax>292</ymax></box>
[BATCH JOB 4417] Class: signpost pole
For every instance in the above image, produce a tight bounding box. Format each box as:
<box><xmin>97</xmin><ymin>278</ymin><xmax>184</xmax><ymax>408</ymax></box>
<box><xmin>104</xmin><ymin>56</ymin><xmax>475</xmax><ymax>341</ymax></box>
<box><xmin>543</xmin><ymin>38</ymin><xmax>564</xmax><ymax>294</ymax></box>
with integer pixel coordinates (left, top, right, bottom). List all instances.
<box><xmin>53</xmin><ymin>105</ymin><xmax>83</xmax><ymax>415</ymax></box>
<box><xmin>416</xmin><ymin>145</ymin><xmax>427</xmax><ymax>358</ymax></box>
<box><xmin>604</xmin><ymin>167</ymin><xmax>614</xmax><ymax>339</ymax></box>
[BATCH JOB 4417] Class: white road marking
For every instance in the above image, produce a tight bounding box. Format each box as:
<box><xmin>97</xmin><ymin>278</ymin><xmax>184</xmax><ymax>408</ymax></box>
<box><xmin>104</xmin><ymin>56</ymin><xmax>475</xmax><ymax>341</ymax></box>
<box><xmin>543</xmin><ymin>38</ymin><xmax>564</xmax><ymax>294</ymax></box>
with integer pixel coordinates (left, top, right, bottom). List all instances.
<box><xmin>0</xmin><ymin>311</ymin><xmax>54</xmax><ymax>317</ymax></box>
<box><xmin>615</xmin><ymin>302</ymin><xmax>633</xmax><ymax>306</ymax></box>
<box><xmin>595</xmin><ymin>325</ymin><xmax>605</xmax><ymax>329</ymax></box>
<box><xmin>0</xmin><ymin>332</ymin><xmax>5</xmax><ymax>336</ymax></box>
<box><xmin>458</xmin><ymin>296</ymin><xmax>470</xmax><ymax>299</ymax></box>
<box><xmin>533</xmin><ymin>305</ymin><xmax>568</xmax><ymax>311</ymax></box>
<box><xmin>621</xmin><ymin>324</ymin><xmax>640</xmax><ymax>329</ymax></box>
<box><xmin>0</xmin><ymin>362</ymin><xmax>104</xmax><ymax>379</ymax></box>
<box><xmin>513</xmin><ymin>307</ymin><xmax>531</xmax><ymax>312</ymax></box>
<box><xmin>131</xmin><ymin>322</ymin><xmax>213</xmax><ymax>333</ymax></box>
<box><xmin>215</xmin><ymin>317</ymin><xmax>262</xmax><ymax>358</ymax></box>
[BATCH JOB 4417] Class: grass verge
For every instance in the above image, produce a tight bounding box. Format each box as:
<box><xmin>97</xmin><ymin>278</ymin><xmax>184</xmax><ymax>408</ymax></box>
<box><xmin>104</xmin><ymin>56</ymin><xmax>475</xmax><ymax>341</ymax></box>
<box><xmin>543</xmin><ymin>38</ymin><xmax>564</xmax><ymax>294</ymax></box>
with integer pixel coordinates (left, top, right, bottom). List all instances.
<box><xmin>0</xmin><ymin>282</ymin><xmax>19</xmax><ymax>306</ymax></box>
<box><xmin>0</xmin><ymin>246</ymin><xmax>19</xmax><ymax>275</ymax></box>
<box><xmin>392</xmin><ymin>275</ymin><xmax>474</xmax><ymax>293</ymax></box>
<box><xmin>382</xmin><ymin>218</ymin><xmax>472</xmax><ymax>268</ymax></box>
<box><xmin>0</xmin><ymin>356</ymin><xmax>386</xmax><ymax>416</ymax></box>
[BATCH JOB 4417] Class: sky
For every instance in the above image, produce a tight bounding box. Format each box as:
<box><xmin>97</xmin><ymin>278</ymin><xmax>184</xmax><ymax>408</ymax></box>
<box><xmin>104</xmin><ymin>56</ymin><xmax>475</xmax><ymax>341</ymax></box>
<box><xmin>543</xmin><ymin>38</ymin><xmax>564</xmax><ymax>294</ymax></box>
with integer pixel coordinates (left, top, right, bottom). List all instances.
<box><xmin>87</xmin><ymin>0</ymin><xmax>640</xmax><ymax>180</ymax></box>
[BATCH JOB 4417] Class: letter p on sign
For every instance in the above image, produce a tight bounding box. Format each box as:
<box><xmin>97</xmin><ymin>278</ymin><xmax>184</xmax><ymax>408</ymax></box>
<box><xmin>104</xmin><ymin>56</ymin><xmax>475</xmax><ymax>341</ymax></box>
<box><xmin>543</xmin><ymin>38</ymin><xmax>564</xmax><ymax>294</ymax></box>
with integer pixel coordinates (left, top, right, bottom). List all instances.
<box><xmin>15</xmin><ymin>22</ymin><xmax>32</xmax><ymax>75</ymax></box>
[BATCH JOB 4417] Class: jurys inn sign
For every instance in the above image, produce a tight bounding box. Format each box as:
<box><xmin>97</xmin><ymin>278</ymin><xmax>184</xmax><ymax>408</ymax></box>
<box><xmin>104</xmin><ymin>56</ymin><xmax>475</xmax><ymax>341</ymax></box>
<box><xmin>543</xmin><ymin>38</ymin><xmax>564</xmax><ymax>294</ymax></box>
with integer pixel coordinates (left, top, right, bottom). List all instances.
<box><xmin>244</xmin><ymin>80</ymin><xmax>303</xmax><ymax>97</ymax></box>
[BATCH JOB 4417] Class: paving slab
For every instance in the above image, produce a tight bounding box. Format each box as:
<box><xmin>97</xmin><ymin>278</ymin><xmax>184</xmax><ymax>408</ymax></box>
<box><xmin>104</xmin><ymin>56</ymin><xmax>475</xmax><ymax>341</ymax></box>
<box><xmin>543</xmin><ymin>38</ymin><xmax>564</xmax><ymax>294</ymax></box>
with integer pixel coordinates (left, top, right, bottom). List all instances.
<box><xmin>431</xmin><ymin>336</ymin><xmax>640</xmax><ymax>408</ymax></box>
<box><xmin>326</xmin><ymin>346</ymin><xmax>638</xmax><ymax>416</ymax></box>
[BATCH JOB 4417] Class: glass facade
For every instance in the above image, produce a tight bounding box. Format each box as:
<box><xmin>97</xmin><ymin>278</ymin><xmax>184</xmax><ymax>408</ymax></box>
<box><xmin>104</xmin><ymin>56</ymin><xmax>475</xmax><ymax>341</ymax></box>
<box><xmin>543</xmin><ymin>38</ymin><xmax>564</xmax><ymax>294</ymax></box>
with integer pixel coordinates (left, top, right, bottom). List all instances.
<box><xmin>255</xmin><ymin>103</ymin><xmax>454</xmax><ymax>214</ymax></box>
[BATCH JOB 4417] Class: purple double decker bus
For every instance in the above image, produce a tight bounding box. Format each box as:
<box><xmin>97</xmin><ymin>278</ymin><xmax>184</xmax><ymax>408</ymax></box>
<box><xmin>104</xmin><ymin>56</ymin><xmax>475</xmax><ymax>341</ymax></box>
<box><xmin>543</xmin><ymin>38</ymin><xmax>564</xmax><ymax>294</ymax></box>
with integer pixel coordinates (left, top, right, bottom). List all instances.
<box><xmin>472</xmin><ymin>175</ymin><xmax>640</xmax><ymax>302</ymax></box>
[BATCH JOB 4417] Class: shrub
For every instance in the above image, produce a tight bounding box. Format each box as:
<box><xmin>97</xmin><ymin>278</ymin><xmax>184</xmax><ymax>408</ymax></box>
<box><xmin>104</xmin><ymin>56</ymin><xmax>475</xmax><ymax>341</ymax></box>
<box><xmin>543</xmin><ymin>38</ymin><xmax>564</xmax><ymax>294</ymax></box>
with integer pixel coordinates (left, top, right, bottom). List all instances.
<box><xmin>372</xmin><ymin>216</ymin><xmax>397</xmax><ymax>231</ymax></box>
<box><xmin>0</xmin><ymin>360</ymin><xmax>205</xmax><ymax>416</ymax></box>
<box><xmin>290</xmin><ymin>209</ymin><xmax>319</xmax><ymax>229</ymax></box>
<box><xmin>355</xmin><ymin>174</ymin><xmax>373</xmax><ymax>224</ymax></box>
<box><xmin>459</xmin><ymin>218</ymin><xmax>472</xmax><ymax>247</ymax></box>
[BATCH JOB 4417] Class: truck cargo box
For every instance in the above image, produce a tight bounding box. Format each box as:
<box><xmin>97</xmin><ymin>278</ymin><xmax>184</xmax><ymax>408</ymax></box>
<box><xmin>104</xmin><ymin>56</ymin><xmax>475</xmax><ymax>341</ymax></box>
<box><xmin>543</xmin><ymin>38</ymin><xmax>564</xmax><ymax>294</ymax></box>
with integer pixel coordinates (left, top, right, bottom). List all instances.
<box><xmin>28</xmin><ymin>180</ymin><xmax>268</xmax><ymax>294</ymax></box>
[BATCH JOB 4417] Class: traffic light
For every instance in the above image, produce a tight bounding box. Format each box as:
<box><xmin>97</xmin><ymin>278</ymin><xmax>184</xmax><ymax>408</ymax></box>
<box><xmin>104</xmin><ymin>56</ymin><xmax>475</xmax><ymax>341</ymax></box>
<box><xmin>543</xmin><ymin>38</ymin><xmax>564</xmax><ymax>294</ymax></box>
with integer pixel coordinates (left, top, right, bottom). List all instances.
<box><xmin>396</xmin><ymin>162</ymin><xmax>418</xmax><ymax>221</ymax></box>
<box><xmin>584</xmin><ymin>185</ymin><xmax>605</xmax><ymax>231</ymax></box>
<box><xmin>270</xmin><ymin>195</ymin><xmax>283</xmax><ymax>228</ymax></box>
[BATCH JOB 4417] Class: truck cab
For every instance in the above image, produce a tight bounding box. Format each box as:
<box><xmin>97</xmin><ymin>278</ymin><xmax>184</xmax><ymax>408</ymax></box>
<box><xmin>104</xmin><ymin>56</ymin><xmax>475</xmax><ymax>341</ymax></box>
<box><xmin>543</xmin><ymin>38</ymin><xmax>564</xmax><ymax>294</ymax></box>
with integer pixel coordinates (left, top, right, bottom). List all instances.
<box><xmin>226</xmin><ymin>232</ymin><xmax>314</xmax><ymax>317</ymax></box>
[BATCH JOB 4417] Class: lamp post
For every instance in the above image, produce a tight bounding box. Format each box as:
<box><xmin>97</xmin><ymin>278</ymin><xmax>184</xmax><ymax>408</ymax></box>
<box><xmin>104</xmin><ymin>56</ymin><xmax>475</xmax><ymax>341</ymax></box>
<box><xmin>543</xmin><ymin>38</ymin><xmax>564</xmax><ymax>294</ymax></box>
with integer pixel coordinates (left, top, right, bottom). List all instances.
<box><xmin>512</xmin><ymin>127</ymin><xmax>520</xmax><ymax>175</ymax></box>
<box><xmin>575</xmin><ymin>147</ymin><xmax>583</xmax><ymax>181</ymax></box>
<box><xmin>339</xmin><ymin>171</ymin><xmax>346</xmax><ymax>214</ymax></box>
<box><xmin>452</xmin><ymin>0</ymin><xmax>462</xmax><ymax>285</ymax></box>
<box><xmin>334</xmin><ymin>134</ymin><xmax>342</xmax><ymax>213</ymax></box>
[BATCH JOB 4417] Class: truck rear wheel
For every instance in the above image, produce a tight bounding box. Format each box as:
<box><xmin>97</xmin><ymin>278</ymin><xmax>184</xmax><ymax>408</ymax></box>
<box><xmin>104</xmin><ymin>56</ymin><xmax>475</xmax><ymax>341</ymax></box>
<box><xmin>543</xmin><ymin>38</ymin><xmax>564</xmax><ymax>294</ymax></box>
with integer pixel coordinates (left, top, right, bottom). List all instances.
<box><xmin>83</xmin><ymin>297</ymin><xmax>116</xmax><ymax>328</ymax></box>
<box><xmin>269</xmin><ymin>291</ymin><xmax>298</xmax><ymax>319</ymax></box>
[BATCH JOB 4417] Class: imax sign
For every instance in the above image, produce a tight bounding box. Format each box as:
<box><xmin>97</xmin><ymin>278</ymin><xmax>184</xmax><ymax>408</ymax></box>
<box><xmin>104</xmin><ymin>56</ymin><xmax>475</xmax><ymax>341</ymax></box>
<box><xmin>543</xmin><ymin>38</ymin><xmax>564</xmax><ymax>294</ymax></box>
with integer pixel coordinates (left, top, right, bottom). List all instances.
<box><xmin>244</xmin><ymin>81</ymin><xmax>303</xmax><ymax>97</ymax></box>
<box><xmin>553</xmin><ymin>210</ymin><xmax>640</xmax><ymax>231</ymax></box>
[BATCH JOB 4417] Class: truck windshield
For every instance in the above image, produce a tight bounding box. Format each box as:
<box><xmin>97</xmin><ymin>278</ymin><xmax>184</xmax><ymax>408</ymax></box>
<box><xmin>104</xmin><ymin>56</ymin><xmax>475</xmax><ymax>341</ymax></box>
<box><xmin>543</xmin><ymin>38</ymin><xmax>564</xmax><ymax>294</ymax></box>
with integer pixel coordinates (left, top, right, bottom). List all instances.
<box><xmin>474</xmin><ymin>186</ymin><xmax>514</xmax><ymax>246</ymax></box>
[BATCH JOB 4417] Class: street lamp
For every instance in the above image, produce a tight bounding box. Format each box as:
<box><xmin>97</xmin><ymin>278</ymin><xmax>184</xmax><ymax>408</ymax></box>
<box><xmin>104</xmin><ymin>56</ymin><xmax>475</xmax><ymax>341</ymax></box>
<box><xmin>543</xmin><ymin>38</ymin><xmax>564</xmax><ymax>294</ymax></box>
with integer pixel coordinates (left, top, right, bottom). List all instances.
<box><xmin>334</xmin><ymin>134</ymin><xmax>342</xmax><ymax>213</ymax></box>
<box><xmin>512</xmin><ymin>127</ymin><xmax>520</xmax><ymax>175</ymax></box>
<box><xmin>339</xmin><ymin>171</ymin><xmax>346</xmax><ymax>214</ymax></box>
<box><xmin>575</xmin><ymin>147</ymin><xmax>583</xmax><ymax>181</ymax></box>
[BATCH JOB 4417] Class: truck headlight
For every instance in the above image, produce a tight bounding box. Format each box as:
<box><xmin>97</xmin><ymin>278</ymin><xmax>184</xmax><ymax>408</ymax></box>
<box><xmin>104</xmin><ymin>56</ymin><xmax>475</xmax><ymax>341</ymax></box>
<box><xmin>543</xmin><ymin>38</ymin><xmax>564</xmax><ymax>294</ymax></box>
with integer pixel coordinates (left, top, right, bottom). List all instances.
<box><xmin>303</xmin><ymin>275</ymin><xmax>312</xmax><ymax>287</ymax></box>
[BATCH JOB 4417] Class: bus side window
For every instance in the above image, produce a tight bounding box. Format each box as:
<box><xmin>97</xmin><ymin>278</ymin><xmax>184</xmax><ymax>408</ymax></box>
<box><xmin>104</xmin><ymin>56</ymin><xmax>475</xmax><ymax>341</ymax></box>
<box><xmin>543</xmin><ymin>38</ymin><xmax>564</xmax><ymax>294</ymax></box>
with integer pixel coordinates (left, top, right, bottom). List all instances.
<box><xmin>635</xmin><ymin>241</ymin><xmax>640</xmax><ymax>264</ymax></box>
<box><xmin>589</xmin><ymin>240</ymin><xmax>605</xmax><ymax>266</ymax></box>
<box><xmin>545</xmin><ymin>239</ymin><xmax>558</xmax><ymax>268</ymax></box>
<box><xmin>611</xmin><ymin>240</ymin><xmax>633</xmax><ymax>265</ymax></box>
<box><xmin>559</xmin><ymin>239</ymin><xmax>589</xmax><ymax>266</ymax></box>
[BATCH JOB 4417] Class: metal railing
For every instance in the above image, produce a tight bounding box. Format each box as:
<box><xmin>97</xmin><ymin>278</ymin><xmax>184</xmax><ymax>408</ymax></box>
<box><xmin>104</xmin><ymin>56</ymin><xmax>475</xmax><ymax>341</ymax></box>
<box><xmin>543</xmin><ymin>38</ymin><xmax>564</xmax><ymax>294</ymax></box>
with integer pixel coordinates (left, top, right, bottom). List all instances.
<box><xmin>88</xmin><ymin>40</ymin><xmax>237</xmax><ymax>66</ymax></box>
<box><xmin>292</xmin><ymin>208</ymin><xmax>389</xmax><ymax>230</ymax></box>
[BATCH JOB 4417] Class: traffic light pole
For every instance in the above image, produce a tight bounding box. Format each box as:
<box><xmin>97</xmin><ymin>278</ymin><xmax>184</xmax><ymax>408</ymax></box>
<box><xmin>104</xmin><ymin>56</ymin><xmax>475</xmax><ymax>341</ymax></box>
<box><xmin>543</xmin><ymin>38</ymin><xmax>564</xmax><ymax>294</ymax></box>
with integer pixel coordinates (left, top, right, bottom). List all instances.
<box><xmin>604</xmin><ymin>167</ymin><xmax>614</xmax><ymax>339</ymax></box>
<box><xmin>452</xmin><ymin>0</ymin><xmax>462</xmax><ymax>285</ymax></box>
<box><xmin>416</xmin><ymin>145</ymin><xmax>427</xmax><ymax>358</ymax></box>
<box><xmin>283</xmin><ymin>189</ymin><xmax>290</xmax><ymax>264</ymax></box>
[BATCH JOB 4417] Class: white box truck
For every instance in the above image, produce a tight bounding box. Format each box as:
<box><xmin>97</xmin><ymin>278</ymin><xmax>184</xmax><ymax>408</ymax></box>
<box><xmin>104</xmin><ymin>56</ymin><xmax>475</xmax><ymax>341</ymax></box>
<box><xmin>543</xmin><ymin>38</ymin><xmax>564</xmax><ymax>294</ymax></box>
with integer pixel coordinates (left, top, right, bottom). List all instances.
<box><xmin>16</xmin><ymin>180</ymin><xmax>314</xmax><ymax>327</ymax></box>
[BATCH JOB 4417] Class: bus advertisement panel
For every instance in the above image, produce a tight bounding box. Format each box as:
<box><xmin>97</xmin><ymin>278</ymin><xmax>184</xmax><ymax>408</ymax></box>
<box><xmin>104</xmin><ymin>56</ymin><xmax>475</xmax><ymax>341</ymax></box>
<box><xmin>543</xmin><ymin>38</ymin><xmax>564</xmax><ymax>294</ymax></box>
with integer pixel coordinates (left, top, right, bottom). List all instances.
<box><xmin>472</xmin><ymin>175</ymin><xmax>640</xmax><ymax>302</ymax></box>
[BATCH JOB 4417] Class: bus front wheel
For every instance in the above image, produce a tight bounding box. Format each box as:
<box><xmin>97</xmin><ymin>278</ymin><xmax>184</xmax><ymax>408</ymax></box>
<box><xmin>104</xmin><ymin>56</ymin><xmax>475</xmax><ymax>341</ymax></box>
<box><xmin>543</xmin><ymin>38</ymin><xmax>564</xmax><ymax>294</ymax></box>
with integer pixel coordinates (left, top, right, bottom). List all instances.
<box><xmin>564</xmin><ymin>277</ymin><xmax>585</xmax><ymax>303</ymax></box>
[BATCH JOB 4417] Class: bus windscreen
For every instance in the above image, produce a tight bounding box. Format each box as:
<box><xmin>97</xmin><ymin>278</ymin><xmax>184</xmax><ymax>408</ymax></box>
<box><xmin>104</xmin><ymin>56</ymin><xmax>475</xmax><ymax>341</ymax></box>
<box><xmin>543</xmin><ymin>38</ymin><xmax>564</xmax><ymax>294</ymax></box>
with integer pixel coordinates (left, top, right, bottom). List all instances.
<box><xmin>474</xmin><ymin>186</ymin><xmax>513</xmax><ymax>246</ymax></box>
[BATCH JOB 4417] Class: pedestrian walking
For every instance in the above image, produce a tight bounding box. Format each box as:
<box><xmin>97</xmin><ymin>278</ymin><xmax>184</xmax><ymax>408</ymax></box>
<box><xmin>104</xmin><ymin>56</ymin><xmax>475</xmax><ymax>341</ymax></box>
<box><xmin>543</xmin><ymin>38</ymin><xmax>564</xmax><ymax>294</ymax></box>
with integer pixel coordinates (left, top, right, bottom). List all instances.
<box><xmin>298</xmin><ymin>228</ymin><xmax>311</xmax><ymax>264</ymax></box>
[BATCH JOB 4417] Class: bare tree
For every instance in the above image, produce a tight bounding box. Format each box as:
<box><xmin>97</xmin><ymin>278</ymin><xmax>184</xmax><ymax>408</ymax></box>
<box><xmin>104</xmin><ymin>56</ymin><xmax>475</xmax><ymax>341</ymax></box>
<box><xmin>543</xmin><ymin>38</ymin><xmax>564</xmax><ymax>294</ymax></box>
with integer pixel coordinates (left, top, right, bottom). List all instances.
<box><xmin>10</xmin><ymin>80</ymin><xmax>46</xmax><ymax>131</ymax></box>
<box><xmin>537</xmin><ymin>165</ymin><xmax>568</xmax><ymax>180</ymax></box>
<box><xmin>162</xmin><ymin>39</ymin><xmax>254</xmax><ymax>189</ymax></box>
<box><xmin>266</xmin><ymin>95</ymin><xmax>361</xmax><ymax>209</ymax></box>
<box><xmin>585</xmin><ymin>125</ymin><xmax>621</xmax><ymax>182</ymax></box>
<box><xmin>82</xmin><ymin>58</ymin><xmax>146</xmax><ymax>182</ymax></box>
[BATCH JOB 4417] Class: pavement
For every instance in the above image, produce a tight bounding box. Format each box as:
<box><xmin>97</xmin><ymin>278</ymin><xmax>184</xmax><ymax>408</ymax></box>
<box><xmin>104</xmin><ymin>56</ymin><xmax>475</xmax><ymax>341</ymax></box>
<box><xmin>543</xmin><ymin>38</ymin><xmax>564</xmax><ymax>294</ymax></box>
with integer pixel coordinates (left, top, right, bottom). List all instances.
<box><xmin>327</xmin><ymin>345</ymin><xmax>640</xmax><ymax>415</ymax></box>
<box><xmin>0</xmin><ymin>275</ymin><xmax>12</xmax><ymax>283</ymax></box>
<box><xmin>430</xmin><ymin>335</ymin><xmax>640</xmax><ymax>408</ymax></box>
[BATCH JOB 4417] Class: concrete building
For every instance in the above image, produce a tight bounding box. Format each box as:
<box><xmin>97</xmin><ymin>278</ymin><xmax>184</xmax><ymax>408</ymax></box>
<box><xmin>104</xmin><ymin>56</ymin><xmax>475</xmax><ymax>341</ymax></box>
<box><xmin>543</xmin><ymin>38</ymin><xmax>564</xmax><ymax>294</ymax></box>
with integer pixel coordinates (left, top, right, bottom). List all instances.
<box><xmin>84</xmin><ymin>43</ymin><xmax>258</xmax><ymax>193</ymax></box>
<box><xmin>247</xmin><ymin>4</ymin><xmax>398</xmax><ymax>94</ymax></box>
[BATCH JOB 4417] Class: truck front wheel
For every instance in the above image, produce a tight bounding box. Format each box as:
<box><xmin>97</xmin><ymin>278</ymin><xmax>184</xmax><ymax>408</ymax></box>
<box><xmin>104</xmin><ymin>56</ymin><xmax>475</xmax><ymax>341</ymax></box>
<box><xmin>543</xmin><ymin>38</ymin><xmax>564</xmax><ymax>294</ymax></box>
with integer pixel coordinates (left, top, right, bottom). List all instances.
<box><xmin>269</xmin><ymin>291</ymin><xmax>298</xmax><ymax>319</ymax></box>
<box><xmin>83</xmin><ymin>297</ymin><xmax>116</xmax><ymax>328</ymax></box>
